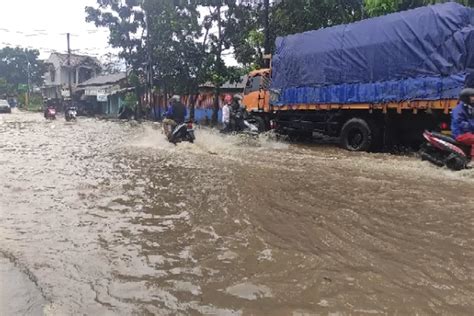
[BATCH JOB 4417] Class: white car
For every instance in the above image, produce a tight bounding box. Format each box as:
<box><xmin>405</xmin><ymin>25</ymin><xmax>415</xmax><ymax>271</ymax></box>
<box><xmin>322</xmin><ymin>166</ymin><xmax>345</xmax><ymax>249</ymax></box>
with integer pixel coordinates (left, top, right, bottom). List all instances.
<box><xmin>0</xmin><ymin>99</ymin><xmax>11</xmax><ymax>113</ymax></box>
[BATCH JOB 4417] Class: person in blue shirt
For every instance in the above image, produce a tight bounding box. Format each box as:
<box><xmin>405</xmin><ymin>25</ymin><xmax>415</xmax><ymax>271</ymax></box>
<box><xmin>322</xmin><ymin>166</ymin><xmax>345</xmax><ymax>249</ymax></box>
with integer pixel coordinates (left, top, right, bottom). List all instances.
<box><xmin>163</xmin><ymin>95</ymin><xmax>187</xmax><ymax>139</ymax></box>
<box><xmin>451</xmin><ymin>88</ymin><xmax>474</xmax><ymax>157</ymax></box>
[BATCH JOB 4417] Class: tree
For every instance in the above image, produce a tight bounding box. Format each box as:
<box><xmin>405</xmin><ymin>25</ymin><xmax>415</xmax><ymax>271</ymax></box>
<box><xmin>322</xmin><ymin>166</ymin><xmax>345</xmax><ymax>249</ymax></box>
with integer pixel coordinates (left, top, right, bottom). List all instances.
<box><xmin>364</xmin><ymin>0</ymin><xmax>474</xmax><ymax>17</ymax></box>
<box><xmin>86</xmin><ymin>0</ymin><xmax>146</xmax><ymax>69</ymax></box>
<box><xmin>86</xmin><ymin>0</ymin><xmax>146</xmax><ymax>118</ymax></box>
<box><xmin>0</xmin><ymin>47</ymin><xmax>46</xmax><ymax>91</ymax></box>
<box><xmin>87</xmin><ymin>0</ymin><xmax>219</xmax><ymax>120</ymax></box>
<box><xmin>199</xmin><ymin>0</ymin><xmax>252</xmax><ymax>124</ymax></box>
<box><xmin>224</xmin><ymin>1</ymin><xmax>266</xmax><ymax>68</ymax></box>
<box><xmin>0</xmin><ymin>78</ymin><xmax>14</xmax><ymax>97</ymax></box>
<box><xmin>144</xmin><ymin>0</ymin><xmax>205</xmax><ymax>95</ymax></box>
<box><xmin>270</xmin><ymin>0</ymin><xmax>363</xmax><ymax>39</ymax></box>
<box><xmin>226</xmin><ymin>0</ymin><xmax>364</xmax><ymax>68</ymax></box>
<box><xmin>101</xmin><ymin>53</ymin><xmax>124</xmax><ymax>75</ymax></box>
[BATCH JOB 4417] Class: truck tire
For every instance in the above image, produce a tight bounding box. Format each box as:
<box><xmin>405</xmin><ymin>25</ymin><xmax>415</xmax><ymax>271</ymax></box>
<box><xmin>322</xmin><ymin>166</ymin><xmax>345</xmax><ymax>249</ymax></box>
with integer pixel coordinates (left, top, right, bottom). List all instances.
<box><xmin>340</xmin><ymin>118</ymin><xmax>375</xmax><ymax>152</ymax></box>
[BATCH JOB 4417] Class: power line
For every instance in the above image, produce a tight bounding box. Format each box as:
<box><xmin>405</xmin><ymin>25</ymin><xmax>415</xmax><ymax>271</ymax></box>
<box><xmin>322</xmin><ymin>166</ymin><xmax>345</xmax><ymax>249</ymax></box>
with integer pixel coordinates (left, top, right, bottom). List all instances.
<box><xmin>0</xmin><ymin>27</ymin><xmax>109</xmax><ymax>38</ymax></box>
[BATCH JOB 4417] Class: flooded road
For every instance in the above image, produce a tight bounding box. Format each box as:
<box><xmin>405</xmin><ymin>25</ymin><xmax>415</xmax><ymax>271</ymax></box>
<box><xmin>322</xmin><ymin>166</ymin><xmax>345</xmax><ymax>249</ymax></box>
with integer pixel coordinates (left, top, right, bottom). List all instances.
<box><xmin>0</xmin><ymin>111</ymin><xmax>473</xmax><ymax>315</ymax></box>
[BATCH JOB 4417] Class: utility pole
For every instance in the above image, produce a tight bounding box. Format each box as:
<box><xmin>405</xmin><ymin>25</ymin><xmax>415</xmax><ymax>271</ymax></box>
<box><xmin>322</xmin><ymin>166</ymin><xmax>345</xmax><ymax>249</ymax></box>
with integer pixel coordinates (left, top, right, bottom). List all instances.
<box><xmin>263</xmin><ymin>0</ymin><xmax>271</xmax><ymax>68</ymax></box>
<box><xmin>67</xmin><ymin>33</ymin><xmax>72</xmax><ymax>102</ymax></box>
<box><xmin>264</xmin><ymin>0</ymin><xmax>270</xmax><ymax>56</ymax></box>
<box><xmin>212</xmin><ymin>3</ymin><xmax>223</xmax><ymax>125</ymax></box>
<box><xmin>24</xmin><ymin>51</ymin><xmax>31</xmax><ymax>108</ymax></box>
<box><xmin>146</xmin><ymin>10</ymin><xmax>154</xmax><ymax>120</ymax></box>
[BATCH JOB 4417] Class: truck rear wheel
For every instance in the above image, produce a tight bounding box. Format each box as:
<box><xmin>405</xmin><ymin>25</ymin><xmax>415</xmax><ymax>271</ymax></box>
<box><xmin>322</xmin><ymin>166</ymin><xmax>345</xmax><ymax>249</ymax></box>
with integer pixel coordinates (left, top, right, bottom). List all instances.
<box><xmin>340</xmin><ymin>118</ymin><xmax>375</xmax><ymax>152</ymax></box>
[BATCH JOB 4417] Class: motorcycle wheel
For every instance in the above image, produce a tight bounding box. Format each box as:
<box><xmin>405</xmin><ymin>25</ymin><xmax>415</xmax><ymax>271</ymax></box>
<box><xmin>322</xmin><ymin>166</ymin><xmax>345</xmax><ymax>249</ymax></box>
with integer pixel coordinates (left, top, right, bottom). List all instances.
<box><xmin>187</xmin><ymin>132</ymin><xmax>195</xmax><ymax>143</ymax></box>
<box><xmin>419</xmin><ymin>144</ymin><xmax>445</xmax><ymax>167</ymax></box>
<box><xmin>446</xmin><ymin>154</ymin><xmax>467</xmax><ymax>171</ymax></box>
<box><xmin>252</xmin><ymin>116</ymin><xmax>267</xmax><ymax>132</ymax></box>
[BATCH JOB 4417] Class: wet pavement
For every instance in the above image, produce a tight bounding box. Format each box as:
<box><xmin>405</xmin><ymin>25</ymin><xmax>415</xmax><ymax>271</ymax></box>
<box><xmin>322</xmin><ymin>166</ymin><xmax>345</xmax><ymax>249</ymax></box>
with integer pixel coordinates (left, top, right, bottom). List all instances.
<box><xmin>0</xmin><ymin>111</ymin><xmax>473</xmax><ymax>315</ymax></box>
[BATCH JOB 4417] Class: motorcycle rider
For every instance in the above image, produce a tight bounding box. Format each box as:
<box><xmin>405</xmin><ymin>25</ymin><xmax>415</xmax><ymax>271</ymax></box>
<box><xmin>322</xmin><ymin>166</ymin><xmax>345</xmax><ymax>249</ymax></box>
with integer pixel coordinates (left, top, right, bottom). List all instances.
<box><xmin>44</xmin><ymin>102</ymin><xmax>55</xmax><ymax>119</ymax></box>
<box><xmin>163</xmin><ymin>95</ymin><xmax>187</xmax><ymax>139</ymax></box>
<box><xmin>452</xmin><ymin>88</ymin><xmax>474</xmax><ymax>157</ymax></box>
<box><xmin>230</xmin><ymin>94</ymin><xmax>245</xmax><ymax>132</ymax></box>
<box><xmin>64</xmin><ymin>101</ymin><xmax>76</xmax><ymax>120</ymax></box>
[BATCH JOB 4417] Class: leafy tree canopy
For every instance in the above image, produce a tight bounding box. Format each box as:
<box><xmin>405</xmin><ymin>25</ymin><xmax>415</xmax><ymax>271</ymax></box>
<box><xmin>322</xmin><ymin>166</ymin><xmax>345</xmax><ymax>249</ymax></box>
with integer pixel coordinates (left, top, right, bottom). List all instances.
<box><xmin>0</xmin><ymin>47</ymin><xmax>46</xmax><ymax>91</ymax></box>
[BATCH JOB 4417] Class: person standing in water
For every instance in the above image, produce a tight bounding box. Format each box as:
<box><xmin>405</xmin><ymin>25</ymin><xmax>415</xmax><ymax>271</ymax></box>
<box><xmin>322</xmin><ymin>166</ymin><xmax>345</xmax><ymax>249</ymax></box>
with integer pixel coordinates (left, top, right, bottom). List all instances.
<box><xmin>221</xmin><ymin>94</ymin><xmax>232</xmax><ymax>133</ymax></box>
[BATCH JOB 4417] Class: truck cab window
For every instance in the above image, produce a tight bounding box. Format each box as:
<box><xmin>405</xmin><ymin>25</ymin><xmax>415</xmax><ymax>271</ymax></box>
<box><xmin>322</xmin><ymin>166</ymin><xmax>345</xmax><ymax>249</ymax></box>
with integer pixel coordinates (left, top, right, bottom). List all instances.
<box><xmin>261</xmin><ymin>73</ymin><xmax>270</xmax><ymax>90</ymax></box>
<box><xmin>244</xmin><ymin>75</ymin><xmax>262</xmax><ymax>95</ymax></box>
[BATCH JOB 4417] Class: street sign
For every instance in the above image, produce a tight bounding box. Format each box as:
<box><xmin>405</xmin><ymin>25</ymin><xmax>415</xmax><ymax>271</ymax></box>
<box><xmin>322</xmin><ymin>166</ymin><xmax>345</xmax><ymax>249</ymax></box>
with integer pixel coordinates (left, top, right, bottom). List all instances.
<box><xmin>97</xmin><ymin>93</ymin><xmax>108</xmax><ymax>102</ymax></box>
<box><xmin>18</xmin><ymin>84</ymin><xmax>28</xmax><ymax>92</ymax></box>
<box><xmin>61</xmin><ymin>89</ymin><xmax>70</xmax><ymax>98</ymax></box>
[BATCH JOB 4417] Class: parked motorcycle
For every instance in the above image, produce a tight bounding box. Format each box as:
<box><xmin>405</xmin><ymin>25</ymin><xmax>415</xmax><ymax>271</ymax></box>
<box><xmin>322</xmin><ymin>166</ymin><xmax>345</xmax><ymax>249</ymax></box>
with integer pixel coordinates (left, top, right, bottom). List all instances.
<box><xmin>65</xmin><ymin>107</ymin><xmax>77</xmax><ymax>122</ymax></box>
<box><xmin>166</xmin><ymin>121</ymin><xmax>196</xmax><ymax>144</ymax></box>
<box><xmin>44</xmin><ymin>107</ymin><xmax>56</xmax><ymax>120</ymax></box>
<box><xmin>420</xmin><ymin>131</ymin><xmax>472</xmax><ymax>171</ymax></box>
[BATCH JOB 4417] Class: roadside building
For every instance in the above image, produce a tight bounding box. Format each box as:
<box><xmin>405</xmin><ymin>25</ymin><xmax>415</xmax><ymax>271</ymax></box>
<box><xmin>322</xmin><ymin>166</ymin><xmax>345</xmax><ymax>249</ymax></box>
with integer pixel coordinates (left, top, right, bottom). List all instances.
<box><xmin>76</xmin><ymin>72</ymin><xmax>132</xmax><ymax>117</ymax></box>
<box><xmin>42</xmin><ymin>53</ymin><xmax>102</xmax><ymax>100</ymax></box>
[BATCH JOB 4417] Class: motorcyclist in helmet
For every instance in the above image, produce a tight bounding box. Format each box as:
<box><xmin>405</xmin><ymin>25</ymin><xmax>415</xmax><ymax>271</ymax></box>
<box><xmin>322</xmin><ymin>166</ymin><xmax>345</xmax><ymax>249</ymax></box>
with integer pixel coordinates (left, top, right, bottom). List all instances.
<box><xmin>43</xmin><ymin>99</ymin><xmax>55</xmax><ymax>119</ymax></box>
<box><xmin>229</xmin><ymin>94</ymin><xmax>246</xmax><ymax>132</ymax></box>
<box><xmin>163</xmin><ymin>95</ymin><xmax>187</xmax><ymax>139</ymax></box>
<box><xmin>452</xmin><ymin>88</ymin><xmax>474</xmax><ymax>157</ymax></box>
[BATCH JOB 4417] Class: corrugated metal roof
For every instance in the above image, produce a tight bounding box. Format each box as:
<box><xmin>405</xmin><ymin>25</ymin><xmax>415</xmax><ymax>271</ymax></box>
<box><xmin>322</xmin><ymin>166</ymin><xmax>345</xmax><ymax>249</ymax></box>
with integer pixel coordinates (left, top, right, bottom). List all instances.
<box><xmin>200</xmin><ymin>75</ymin><xmax>247</xmax><ymax>90</ymax></box>
<box><xmin>77</xmin><ymin>72</ymin><xmax>127</xmax><ymax>87</ymax></box>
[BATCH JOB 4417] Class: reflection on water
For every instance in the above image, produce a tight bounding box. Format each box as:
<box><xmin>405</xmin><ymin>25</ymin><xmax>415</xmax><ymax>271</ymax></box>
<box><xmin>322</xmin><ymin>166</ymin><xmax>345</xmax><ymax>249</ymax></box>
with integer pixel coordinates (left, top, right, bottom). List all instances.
<box><xmin>0</xmin><ymin>111</ymin><xmax>473</xmax><ymax>315</ymax></box>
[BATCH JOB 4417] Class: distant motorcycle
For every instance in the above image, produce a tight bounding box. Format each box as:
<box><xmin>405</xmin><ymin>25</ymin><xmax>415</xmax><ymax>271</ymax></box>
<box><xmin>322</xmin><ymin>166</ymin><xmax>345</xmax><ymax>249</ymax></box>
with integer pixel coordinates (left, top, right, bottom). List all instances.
<box><xmin>166</xmin><ymin>121</ymin><xmax>196</xmax><ymax>144</ymax></box>
<box><xmin>420</xmin><ymin>131</ymin><xmax>472</xmax><ymax>171</ymax></box>
<box><xmin>44</xmin><ymin>107</ymin><xmax>56</xmax><ymax>120</ymax></box>
<box><xmin>65</xmin><ymin>107</ymin><xmax>77</xmax><ymax>122</ymax></box>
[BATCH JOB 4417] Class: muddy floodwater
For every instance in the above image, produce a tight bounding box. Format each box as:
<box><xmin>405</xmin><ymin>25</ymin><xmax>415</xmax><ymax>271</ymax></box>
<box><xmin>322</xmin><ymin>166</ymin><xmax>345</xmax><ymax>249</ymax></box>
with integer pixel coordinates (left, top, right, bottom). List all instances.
<box><xmin>0</xmin><ymin>111</ymin><xmax>473</xmax><ymax>315</ymax></box>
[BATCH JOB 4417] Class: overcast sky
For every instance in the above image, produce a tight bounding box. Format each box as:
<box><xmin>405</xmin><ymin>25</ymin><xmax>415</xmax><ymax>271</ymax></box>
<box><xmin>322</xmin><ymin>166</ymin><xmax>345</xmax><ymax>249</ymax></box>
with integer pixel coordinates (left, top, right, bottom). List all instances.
<box><xmin>0</xmin><ymin>0</ymin><xmax>237</xmax><ymax>65</ymax></box>
<box><xmin>0</xmin><ymin>0</ymin><xmax>115</xmax><ymax>60</ymax></box>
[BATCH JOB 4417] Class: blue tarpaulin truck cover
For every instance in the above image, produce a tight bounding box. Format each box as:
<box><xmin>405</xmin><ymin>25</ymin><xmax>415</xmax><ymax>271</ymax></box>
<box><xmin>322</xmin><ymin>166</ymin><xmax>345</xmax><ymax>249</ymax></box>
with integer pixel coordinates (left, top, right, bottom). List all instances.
<box><xmin>271</xmin><ymin>2</ymin><xmax>474</xmax><ymax>105</ymax></box>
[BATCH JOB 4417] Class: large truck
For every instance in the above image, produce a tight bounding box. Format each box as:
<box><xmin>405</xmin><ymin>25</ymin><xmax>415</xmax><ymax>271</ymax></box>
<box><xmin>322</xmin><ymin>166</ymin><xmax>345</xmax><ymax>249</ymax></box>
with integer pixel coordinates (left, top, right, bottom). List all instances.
<box><xmin>242</xmin><ymin>3</ymin><xmax>474</xmax><ymax>151</ymax></box>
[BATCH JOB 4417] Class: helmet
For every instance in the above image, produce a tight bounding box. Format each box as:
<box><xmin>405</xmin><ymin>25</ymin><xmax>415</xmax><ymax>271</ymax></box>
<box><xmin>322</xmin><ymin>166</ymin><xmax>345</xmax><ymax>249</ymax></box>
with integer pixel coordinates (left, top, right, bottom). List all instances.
<box><xmin>224</xmin><ymin>94</ymin><xmax>232</xmax><ymax>103</ymax></box>
<box><xmin>170</xmin><ymin>95</ymin><xmax>180</xmax><ymax>103</ymax></box>
<box><xmin>459</xmin><ymin>88</ymin><xmax>474</xmax><ymax>110</ymax></box>
<box><xmin>233</xmin><ymin>94</ymin><xmax>242</xmax><ymax>102</ymax></box>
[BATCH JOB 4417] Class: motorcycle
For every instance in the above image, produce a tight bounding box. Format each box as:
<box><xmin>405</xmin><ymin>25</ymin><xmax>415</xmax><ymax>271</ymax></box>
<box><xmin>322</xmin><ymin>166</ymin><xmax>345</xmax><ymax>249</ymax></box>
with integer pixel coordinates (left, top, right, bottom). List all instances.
<box><xmin>420</xmin><ymin>131</ymin><xmax>472</xmax><ymax>171</ymax></box>
<box><xmin>166</xmin><ymin>120</ymin><xmax>196</xmax><ymax>144</ymax></box>
<box><xmin>44</xmin><ymin>107</ymin><xmax>56</xmax><ymax>120</ymax></box>
<box><xmin>241</xmin><ymin>118</ymin><xmax>259</xmax><ymax>135</ymax></box>
<box><xmin>222</xmin><ymin>108</ymin><xmax>260</xmax><ymax>136</ymax></box>
<box><xmin>65</xmin><ymin>107</ymin><xmax>77</xmax><ymax>122</ymax></box>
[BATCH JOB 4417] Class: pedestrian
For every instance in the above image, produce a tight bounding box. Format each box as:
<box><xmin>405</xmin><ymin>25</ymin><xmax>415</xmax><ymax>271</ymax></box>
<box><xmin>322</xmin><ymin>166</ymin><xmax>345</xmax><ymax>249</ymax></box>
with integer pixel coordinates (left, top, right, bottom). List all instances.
<box><xmin>221</xmin><ymin>94</ymin><xmax>232</xmax><ymax>132</ymax></box>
